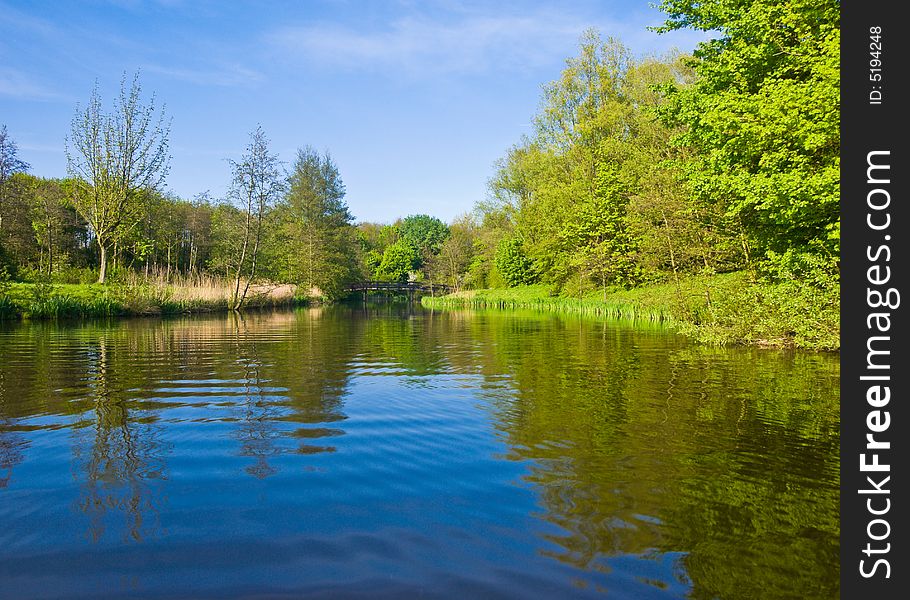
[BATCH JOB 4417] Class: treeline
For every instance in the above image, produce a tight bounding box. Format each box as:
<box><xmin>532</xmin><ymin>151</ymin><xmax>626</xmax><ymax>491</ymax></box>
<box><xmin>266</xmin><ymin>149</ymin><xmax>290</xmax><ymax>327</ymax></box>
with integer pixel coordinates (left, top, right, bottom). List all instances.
<box><xmin>0</xmin><ymin>65</ymin><xmax>480</xmax><ymax>306</ymax></box>
<box><xmin>0</xmin><ymin>124</ymin><xmax>460</xmax><ymax>302</ymax></box>
<box><xmin>2</xmin><ymin>0</ymin><xmax>840</xmax><ymax>330</ymax></box>
<box><xmin>428</xmin><ymin>0</ymin><xmax>840</xmax><ymax>350</ymax></box>
<box><xmin>460</xmin><ymin>0</ymin><xmax>839</xmax><ymax>300</ymax></box>
<box><xmin>0</xmin><ymin>130</ymin><xmax>357</xmax><ymax>298</ymax></box>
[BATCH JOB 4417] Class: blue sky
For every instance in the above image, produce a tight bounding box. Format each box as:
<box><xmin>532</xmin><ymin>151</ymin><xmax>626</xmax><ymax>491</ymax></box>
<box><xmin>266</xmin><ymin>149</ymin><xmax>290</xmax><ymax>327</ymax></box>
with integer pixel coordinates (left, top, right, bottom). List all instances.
<box><xmin>1</xmin><ymin>0</ymin><xmax>706</xmax><ymax>223</ymax></box>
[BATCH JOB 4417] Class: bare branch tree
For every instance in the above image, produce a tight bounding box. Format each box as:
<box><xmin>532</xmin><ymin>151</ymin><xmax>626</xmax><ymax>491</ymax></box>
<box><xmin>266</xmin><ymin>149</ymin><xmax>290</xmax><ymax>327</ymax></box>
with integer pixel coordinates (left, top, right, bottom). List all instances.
<box><xmin>66</xmin><ymin>73</ymin><xmax>170</xmax><ymax>283</ymax></box>
<box><xmin>228</xmin><ymin>126</ymin><xmax>284</xmax><ymax>310</ymax></box>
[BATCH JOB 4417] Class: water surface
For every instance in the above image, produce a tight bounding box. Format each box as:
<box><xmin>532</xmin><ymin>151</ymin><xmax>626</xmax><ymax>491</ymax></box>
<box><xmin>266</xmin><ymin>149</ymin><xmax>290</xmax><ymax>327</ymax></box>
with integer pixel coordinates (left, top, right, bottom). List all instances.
<box><xmin>0</xmin><ymin>306</ymin><xmax>839</xmax><ymax>599</ymax></box>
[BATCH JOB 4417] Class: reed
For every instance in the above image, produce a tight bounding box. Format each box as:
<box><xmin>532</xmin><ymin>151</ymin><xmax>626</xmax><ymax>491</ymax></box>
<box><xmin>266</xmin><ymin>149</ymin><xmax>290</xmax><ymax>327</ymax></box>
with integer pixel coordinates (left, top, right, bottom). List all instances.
<box><xmin>422</xmin><ymin>285</ymin><xmax>678</xmax><ymax>323</ymax></box>
<box><xmin>421</xmin><ymin>273</ymin><xmax>840</xmax><ymax>351</ymax></box>
<box><xmin>0</xmin><ymin>276</ymin><xmax>304</xmax><ymax>321</ymax></box>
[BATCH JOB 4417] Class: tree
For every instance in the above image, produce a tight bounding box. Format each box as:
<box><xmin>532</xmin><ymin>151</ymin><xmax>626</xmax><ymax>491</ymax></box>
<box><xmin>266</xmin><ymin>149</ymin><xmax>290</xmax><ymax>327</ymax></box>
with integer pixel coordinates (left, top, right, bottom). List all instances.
<box><xmin>560</xmin><ymin>166</ymin><xmax>641</xmax><ymax>298</ymax></box>
<box><xmin>0</xmin><ymin>126</ymin><xmax>31</xmax><ymax>274</ymax></box>
<box><xmin>280</xmin><ymin>147</ymin><xmax>358</xmax><ymax>299</ymax></box>
<box><xmin>427</xmin><ymin>215</ymin><xmax>475</xmax><ymax>290</ymax></box>
<box><xmin>0</xmin><ymin>125</ymin><xmax>29</xmax><ymax>236</ymax></box>
<box><xmin>28</xmin><ymin>177</ymin><xmax>70</xmax><ymax>276</ymax></box>
<box><xmin>398</xmin><ymin>214</ymin><xmax>449</xmax><ymax>266</ymax></box>
<box><xmin>376</xmin><ymin>239</ymin><xmax>420</xmax><ymax>283</ymax></box>
<box><xmin>227</xmin><ymin>126</ymin><xmax>284</xmax><ymax>310</ymax></box>
<box><xmin>66</xmin><ymin>73</ymin><xmax>170</xmax><ymax>283</ymax></box>
<box><xmin>654</xmin><ymin>0</ymin><xmax>840</xmax><ymax>269</ymax></box>
<box><xmin>495</xmin><ymin>237</ymin><xmax>537</xmax><ymax>287</ymax></box>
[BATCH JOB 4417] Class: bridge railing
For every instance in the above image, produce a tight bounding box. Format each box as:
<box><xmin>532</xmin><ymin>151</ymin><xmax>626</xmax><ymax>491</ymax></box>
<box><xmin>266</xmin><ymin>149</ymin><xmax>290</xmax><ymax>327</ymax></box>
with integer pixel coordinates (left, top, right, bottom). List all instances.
<box><xmin>345</xmin><ymin>281</ymin><xmax>453</xmax><ymax>294</ymax></box>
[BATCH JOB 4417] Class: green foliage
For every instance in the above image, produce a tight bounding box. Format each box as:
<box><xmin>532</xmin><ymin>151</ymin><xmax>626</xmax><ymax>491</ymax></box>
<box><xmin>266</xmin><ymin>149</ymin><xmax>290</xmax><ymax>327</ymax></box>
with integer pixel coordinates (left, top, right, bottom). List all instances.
<box><xmin>399</xmin><ymin>214</ymin><xmax>449</xmax><ymax>267</ymax></box>
<box><xmin>462</xmin><ymin>19</ymin><xmax>840</xmax><ymax>348</ymax></box>
<box><xmin>363</xmin><ymin>250</ymin><xmax>383</xmax><ymax>276</ymax></box>
<box><xmin>483</xmin><ymin>33</ymin><xmax>704</xmax><ymax>296</ymax></box>
<box><xmin>425</xmin><ymin>270</ymin><xmax>839</xmax><ymax>350</ymax></box>
<box><xmin>66</xmin><ymin>73</ymin><xmax>171</xmax><ymax>283</ymax></box>
<box><xmin>0</xmin><ymin>266</ymin><xmax>14</xmax><ymax>318</ymax></box>
<box><xmin>494</xmin><ymin>238</ymin><xmax>537</xmax><ymax>287</ymax></box>
<box><xmin>0</xmin><ymin>244</ymin><xmax>17</xmax><ymax>279</ymax></box>
<box><xmin>376</xmin><ymin>239</ymin><xmax>420</xmax><ymax>283</ymax></box>
<box><xmin>426</xmin><ymin>217</ymin><xmax>475</xmax><ymax>289</ymax></box>
<box><xmin>277</xmin><ymin>147</ymin><xmax>359</xmax><ymax>300</ymax></box>
<box><xmin>654</xmin><ymin>0</ymin><xmax>840</xmax><ymax>264</ymax></box>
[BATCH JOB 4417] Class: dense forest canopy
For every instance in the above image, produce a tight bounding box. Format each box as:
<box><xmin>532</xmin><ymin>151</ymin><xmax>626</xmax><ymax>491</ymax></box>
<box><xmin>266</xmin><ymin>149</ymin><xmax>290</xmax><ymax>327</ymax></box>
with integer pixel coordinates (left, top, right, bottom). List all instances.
<box><xmin>1</xmin><ymin>0</ymin><xmax>839</xmax><ymax>323</ymax></box>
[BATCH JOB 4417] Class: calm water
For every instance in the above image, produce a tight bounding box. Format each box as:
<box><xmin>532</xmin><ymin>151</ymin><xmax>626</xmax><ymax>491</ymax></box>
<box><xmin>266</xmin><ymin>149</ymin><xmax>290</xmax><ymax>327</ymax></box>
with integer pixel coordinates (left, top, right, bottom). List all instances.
<box><xmin>0</xmin><ymin>305</ymin><xmax>839</xmax><ymax>599</ymax></box>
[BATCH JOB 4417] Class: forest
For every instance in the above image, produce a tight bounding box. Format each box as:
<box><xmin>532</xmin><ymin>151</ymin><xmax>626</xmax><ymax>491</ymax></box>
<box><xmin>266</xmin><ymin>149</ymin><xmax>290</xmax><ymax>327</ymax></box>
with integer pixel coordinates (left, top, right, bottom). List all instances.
<box><xmin>0</xmin><ymin>0</ymin><xmax>839</xmax><ymax>349</ymax></box>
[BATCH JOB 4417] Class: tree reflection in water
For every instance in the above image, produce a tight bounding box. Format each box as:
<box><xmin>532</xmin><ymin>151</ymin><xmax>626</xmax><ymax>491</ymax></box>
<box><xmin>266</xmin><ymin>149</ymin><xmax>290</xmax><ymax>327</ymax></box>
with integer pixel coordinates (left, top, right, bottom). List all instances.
<box><xmin>230</xmin><ymin>312</ymin><xmax>282</xmax><ymax>479</ymax></box>
<box><xmin>472</xmin><ymin>314</ymin><xmax>840</xmax><ymax>599</ymax></box>
<box><xmin>0</xmin><ymin>423</ymin><xmax>27</xmax><ymax>489</ymax></box>
<box><xmin>0</xmin><ymin>308</ymin><xmax>839</xmax><ymax>598</ymax></box>
<box><xmin>72</xmin><ymin>336</ymin><xmax>168</xmax><ymax>543</ymax></box>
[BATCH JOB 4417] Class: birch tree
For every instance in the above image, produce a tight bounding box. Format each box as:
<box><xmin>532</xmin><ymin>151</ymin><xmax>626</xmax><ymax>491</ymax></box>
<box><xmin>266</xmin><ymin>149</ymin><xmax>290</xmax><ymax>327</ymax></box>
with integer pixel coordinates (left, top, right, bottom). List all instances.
<box><xmin>228</xmin><ymin>126</ymin><xmax>283</xmax><ymax>310</ymax></box>
<box><xmin>66</xmin><ymin>73</ymin><xmax>170</xmax><ymax>283</ymax></box>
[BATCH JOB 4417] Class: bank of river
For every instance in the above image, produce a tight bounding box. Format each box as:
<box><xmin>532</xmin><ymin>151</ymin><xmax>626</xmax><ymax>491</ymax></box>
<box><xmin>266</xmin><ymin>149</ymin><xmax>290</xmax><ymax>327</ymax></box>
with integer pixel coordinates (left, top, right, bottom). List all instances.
<box><xmin>422</xmin><ymin>272</ymin><xmax>840</xmax><ymax>351</ymax></box>
<box><xmin>0</xmin><ymin>305</ymin><xmax>839</xmax><ymax>599</ymax></box>
<box><xmin>0</xmin><ymin>281</ymin><xmax>304</xmax><ymax>320</ymax></box>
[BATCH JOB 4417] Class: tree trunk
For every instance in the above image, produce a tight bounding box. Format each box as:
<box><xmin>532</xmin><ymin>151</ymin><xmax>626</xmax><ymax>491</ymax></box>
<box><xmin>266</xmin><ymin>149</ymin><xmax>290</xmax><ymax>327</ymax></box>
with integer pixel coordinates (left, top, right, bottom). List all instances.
<box><xmin>239</xmin><ymin>208</ymin><xmax>264</xmax><ymax>308</ymax></box>
<box><xmin>47</xmin><ymin>215</ymin><xmax>54</xmax><ymax>276</ymax></box>
<box><xmin>232</xmin><ymin>212</ymin><xmax>252</xmax><ymax>310</ymax></box>
<box><xmin>98</xmin><ymin>241</ymin><xmax>108</xmax><ymax>284</ymax></box>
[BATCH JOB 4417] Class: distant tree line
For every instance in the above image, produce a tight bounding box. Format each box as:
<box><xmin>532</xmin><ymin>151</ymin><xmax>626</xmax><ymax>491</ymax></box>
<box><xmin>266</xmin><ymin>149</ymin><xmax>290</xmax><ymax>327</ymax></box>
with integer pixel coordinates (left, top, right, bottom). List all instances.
<box><xmin>2</xmin><ymin>0</ymin><xmax>839</xmax><ymax>306</ymax></box>
<box><xmin>460</xmin><ymin>0</ymin><xmax>838</xmax><ymax>299</ymax></box>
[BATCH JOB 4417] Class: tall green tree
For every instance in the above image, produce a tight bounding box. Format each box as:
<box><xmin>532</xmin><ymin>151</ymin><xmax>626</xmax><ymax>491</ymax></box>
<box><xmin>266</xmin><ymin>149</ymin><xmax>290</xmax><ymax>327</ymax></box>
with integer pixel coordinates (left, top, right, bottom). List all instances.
<box><xmin>398</xmin><ymin>214</ymin><xmax>449</xmax><ymax>267</ymax></box>
<box><xmin>495</xmin><ymin>237</ymin><xmax>537</xmax><ymax>287</ymax></box>
<box><xmin>0</xmin><ymin>126</ymin><xmax>30</xmax><ymax>274</ymax></box>
<box><xmin>376</xmin><ymin>239</ymin><xmax>419</xmax><ymax>283</ymax></box>
<box><xmin>280</xmin><ymin>147</ymin><xmax>358</xmax><ymax>299</ymax></box>
<box><xmin>486</xmin><ymin>32</ymin><xmax>689</xmax><ymax>293</ymax></box>
<box><xmin>427</xmin><ymin>215</ymin><xmax>476</xmax><ymax>290</ymax></box>
<box><xmin>654</xmin><ymin>0</ymin><xmax>840</xmax><ymax>268</ymax></box>
<box><xmin>66</xmin><ymin>73</ymin><xmax>171</xmax><ymax>283</ymax></box>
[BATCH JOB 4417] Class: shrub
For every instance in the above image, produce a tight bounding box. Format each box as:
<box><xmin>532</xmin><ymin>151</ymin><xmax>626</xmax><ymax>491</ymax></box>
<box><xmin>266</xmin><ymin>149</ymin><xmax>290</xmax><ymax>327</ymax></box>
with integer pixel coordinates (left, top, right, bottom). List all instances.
<box><xmin>494</xmin><ymin>238</ymin><xmax>537</xmax><ymax>287</ymax></box>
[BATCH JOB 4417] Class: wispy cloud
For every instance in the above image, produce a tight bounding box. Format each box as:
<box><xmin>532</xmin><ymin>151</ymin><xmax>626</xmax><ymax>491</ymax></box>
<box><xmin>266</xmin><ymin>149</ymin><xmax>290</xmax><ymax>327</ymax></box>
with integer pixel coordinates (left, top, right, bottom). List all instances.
<box><xmin>0</xmin><ymin>2</ymin><xmax>58</xmax><ymax>37</ymax></box>
<box><xmin>0</xmin><ymin>68</ymin><xmax>66</xmax><ymax>101</ymax></box>
<box><xmin>144</xmin><ymin>63</ymin><xmax>264</xmax><ymax>87</ymax></box>
<box><xmin>265</xmin><ymin>6</ymin><xmax>707</xmax><ymax>78</ymax></box>
<box><xmin>266</xmin><ymin>12</ymin><xmax>599</xmax><ymax>76</ymax></box>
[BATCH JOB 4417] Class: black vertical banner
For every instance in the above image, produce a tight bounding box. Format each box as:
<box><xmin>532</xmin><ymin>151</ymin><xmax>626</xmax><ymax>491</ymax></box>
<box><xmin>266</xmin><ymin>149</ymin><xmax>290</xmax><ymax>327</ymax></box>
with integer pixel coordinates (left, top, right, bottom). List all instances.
<box><xmin>841</xmin><ymin>0</ymin><xmax>908</xmax><ymax>596</ymax></box>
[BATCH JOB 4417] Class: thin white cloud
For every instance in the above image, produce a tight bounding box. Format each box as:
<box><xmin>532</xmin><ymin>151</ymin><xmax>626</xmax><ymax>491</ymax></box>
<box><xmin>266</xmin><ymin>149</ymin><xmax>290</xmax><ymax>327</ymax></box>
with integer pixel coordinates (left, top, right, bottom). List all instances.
<box><xmin>0</xmin><ymin>68</ymin><xmax>65</xmax><ymax>101</ymax></box>
<box><xmin>0</xmin><ymin>2</ymin><xmax>58</xmax><ymax>37</ymax></box>
<box><xmin>144</xmin><ymin>63</ymin><xmax>264</xmax><ymax>87</ymax></box>
<box><xmin>266</xmin><ymin>13</ymin><xmax>599</xmax><ymax>75</ymax></box>
<box><xmin>265</xmin><ymin>9</ymin><xmax>708</xmax><ymax>77</ymax></box>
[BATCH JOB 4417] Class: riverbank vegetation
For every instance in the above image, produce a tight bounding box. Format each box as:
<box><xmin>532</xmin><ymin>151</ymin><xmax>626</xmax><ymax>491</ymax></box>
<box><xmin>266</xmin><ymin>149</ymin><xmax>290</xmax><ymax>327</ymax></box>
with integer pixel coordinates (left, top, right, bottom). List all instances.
<box><xmin>423</xmin><ymin>272</ymin><xmax>839</xmax><ymax>351</ymax></box>
<box><xmin>0</xmin><ymin>273</ymin><xmax>299</xmax><ymax>320</ymax></box>
<box><xmin>1</xmin><ymin>0</ymin><xmax>839</xmax><ymax>349</ymax></box>
<box><xmin>422</xmin><ymin>0</ymin><xmax>839</xmax><ymax>350</ymax></box>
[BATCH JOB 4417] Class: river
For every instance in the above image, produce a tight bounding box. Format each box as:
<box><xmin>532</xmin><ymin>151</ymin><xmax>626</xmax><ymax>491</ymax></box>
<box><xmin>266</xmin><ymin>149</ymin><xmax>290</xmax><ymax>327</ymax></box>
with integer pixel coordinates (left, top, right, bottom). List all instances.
<box><xmin>0</xmin><ymin>305</ymin><xmax>839</xmax><ymax>599</ymax></box>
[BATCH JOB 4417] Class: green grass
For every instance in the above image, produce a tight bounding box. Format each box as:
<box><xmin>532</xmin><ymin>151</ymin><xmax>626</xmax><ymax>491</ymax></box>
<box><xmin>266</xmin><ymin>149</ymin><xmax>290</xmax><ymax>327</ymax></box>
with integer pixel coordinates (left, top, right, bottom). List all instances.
<box><xmin>422</xmin><ymin>272</ymin><xmax>840</xmax><ymax>351</ymax></box>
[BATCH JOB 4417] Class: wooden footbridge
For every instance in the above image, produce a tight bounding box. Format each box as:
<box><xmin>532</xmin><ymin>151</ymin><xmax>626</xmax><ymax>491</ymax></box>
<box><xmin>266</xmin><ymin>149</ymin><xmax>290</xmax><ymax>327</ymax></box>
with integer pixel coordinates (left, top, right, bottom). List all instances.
<box><xmin>345</xmin><ymin>281</ymin><xmax>453</xmax><ymax>299</ymax></box>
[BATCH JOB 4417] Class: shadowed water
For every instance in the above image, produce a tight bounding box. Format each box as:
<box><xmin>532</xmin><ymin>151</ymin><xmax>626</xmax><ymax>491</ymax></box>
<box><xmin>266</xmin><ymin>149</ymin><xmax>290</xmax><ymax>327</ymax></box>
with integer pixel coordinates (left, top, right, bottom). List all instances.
<box><xmin>0</xmin><ymin>305</ymin><xmax>839</xmax><ymax>599</ymax></box>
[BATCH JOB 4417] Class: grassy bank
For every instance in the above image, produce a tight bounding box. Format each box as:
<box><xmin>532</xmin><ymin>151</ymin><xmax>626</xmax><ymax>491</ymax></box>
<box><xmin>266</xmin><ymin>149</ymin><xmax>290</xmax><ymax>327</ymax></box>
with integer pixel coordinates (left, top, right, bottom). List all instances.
<box><xmin>0</xmin><ymin>276</ymin><xmax>304</xmax><ymax>320</ymax></box>
<box><xmin>422</xmin><ymin>272</ymin><xmax>839</xmax><ymax>351</ymax></box>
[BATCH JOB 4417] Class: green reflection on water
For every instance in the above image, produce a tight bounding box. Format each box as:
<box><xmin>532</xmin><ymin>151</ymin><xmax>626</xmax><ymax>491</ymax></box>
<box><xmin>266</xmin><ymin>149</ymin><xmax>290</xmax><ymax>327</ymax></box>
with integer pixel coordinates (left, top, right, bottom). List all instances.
<box><xmin>0</xmin><ymin>306</ymin><xmax>839</xmax><ymax>598</ymax></box>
